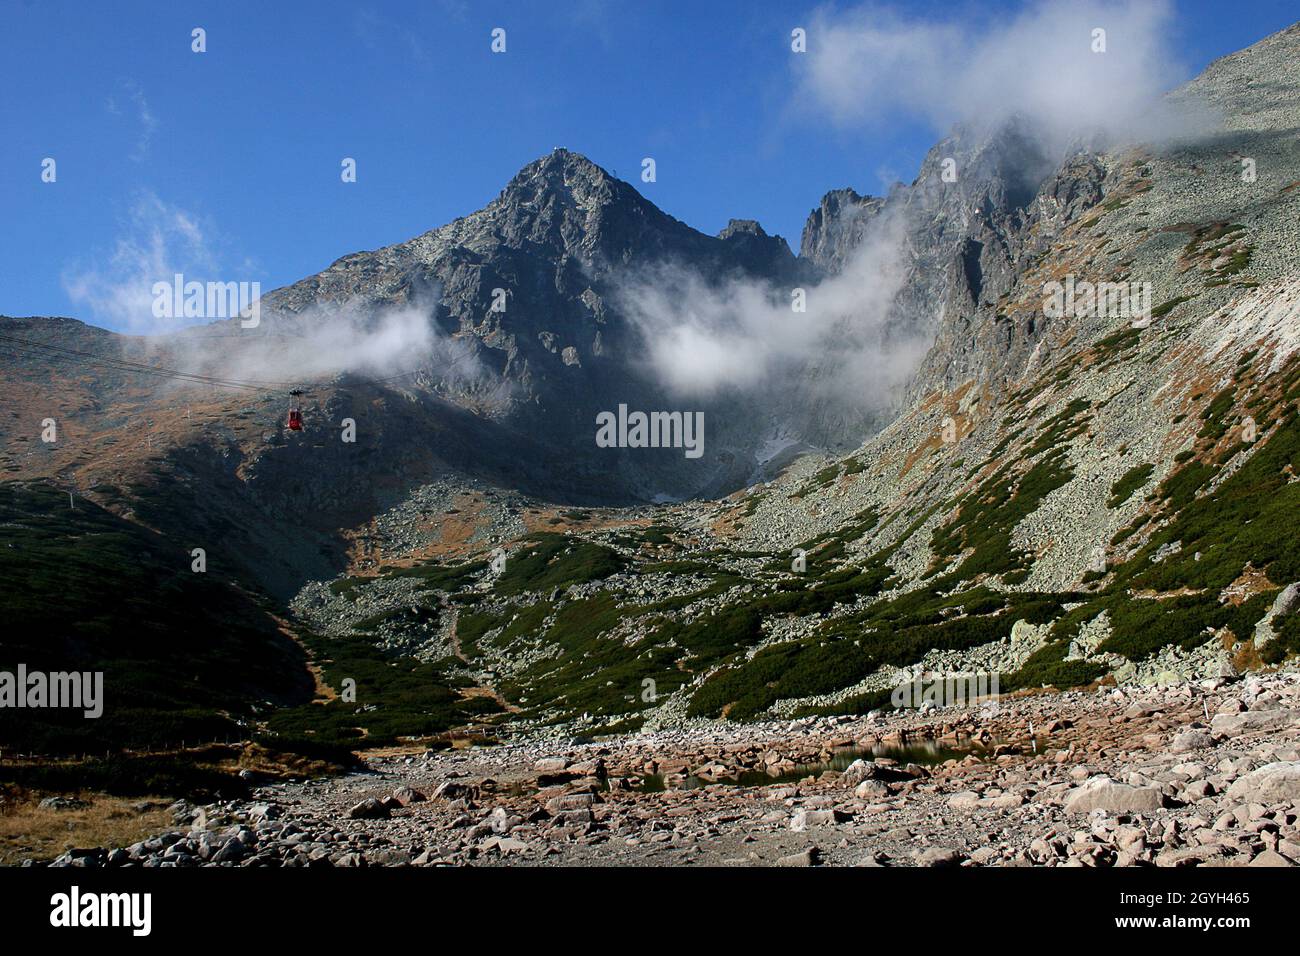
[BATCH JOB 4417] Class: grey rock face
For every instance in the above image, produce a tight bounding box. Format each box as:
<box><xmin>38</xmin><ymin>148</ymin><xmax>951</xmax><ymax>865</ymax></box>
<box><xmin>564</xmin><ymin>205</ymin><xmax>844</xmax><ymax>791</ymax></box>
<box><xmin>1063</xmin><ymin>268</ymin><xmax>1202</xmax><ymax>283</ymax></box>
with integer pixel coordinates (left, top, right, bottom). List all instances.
<box><xmin>799</xmin><ymin>188</ymin><xmax>887</xmax><ymax>276</ymax></box>
<box><xmin>799</xmin><ymin>117</ymin><xmax>1106</xmax><ymax>415</ymax></box>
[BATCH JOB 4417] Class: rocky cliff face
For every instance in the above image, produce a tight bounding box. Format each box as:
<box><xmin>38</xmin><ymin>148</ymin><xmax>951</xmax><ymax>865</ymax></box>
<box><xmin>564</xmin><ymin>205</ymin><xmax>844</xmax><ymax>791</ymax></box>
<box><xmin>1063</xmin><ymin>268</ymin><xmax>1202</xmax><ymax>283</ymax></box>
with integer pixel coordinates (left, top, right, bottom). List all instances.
<box><xmin>799</xmin><ymin>188</ymin><xmax>887</xmax><ymax>275</ymax></box>
<box><xmin>796</xmin><ymin>22</ymin><xmax>1300</xmax><ymax>419</ymax></box>
<box><xmin>797</xmin><ymin>118</ymin><xmax>1096</xmax><ymax>408</ymax></box>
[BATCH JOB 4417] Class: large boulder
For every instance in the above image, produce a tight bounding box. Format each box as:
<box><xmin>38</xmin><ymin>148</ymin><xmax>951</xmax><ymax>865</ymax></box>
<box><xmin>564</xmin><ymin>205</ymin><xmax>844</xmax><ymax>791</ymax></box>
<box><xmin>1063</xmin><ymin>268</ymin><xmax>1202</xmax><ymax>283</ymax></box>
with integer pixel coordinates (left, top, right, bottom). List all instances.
<box><xmin>1210</xmin><ymin>710</ymin><xmax>1292</xmax><ymax>735</ymax></box>
<box><xmin>1170</xmin><ymin>729</ymin><xmax>1215</xmax><ymax>753</ymax></box>
<box><xmin>790</xmin><ymin>808</ymin><xmax>851</xmax><ymax>831</ymax></box>
<box><xmin>1226</xmin><ymin>762</ymin><xmax>1300</xmax><ymax>805</ymax></box>
<box><xmin>1064</xmin><ymin>776</ymin><xmax>1166</xmax><ymax>815</ymax></box>
<box><xmin>432</xmin><ymin>780</ymin><xmax>475</xmax><ymax>801</ymax></box>
<box><xmin>390</xmin><ymin>786</ymin><xmax>427</xmax><ymax>806</ymax></box>
<box><xmin>840</xmin><ymin>758</ymin><xmax>882</xmax><ymax>786</ymax></box>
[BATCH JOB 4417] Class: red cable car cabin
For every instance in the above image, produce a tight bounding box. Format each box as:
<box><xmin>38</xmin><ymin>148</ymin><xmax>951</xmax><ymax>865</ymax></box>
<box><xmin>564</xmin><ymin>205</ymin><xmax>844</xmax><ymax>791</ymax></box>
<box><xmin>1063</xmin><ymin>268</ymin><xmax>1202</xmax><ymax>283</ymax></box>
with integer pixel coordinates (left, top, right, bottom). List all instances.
<box><xmin>286</xmin><ymin>389</ymin><xmax>304</xmax><ymax>431</ymax></box>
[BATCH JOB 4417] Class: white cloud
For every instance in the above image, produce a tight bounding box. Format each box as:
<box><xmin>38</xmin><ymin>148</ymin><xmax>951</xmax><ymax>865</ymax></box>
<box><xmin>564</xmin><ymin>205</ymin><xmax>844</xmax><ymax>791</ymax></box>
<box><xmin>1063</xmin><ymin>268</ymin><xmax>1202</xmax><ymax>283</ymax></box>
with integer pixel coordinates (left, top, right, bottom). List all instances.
<box><xmin>185</xmin><ymin>294</ymin><xmax>484</xmax><ymax>390</ymax></box>
<box><xmin>793</xmin><ymin>0</ymin><xmax>1195</xmax><ymax>148</ymax></box>
<box><xmin>61</xmin><ymin>191</ymin><xmax>476</xmax><ymax>389</ymax></box>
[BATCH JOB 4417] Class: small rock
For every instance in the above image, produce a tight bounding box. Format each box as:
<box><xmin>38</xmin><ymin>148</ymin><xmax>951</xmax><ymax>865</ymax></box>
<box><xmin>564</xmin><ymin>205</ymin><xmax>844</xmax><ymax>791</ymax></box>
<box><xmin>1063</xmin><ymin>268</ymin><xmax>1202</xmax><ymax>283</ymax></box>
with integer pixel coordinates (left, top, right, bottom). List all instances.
<box><xmin>348</xmin><ymin>798</ymin><xmax>390</xmax><ymax>820</ymax></box>
<box><xmin>775</xmin><ymin>847</ymin><xmax>820</xmax><ymax>867</ymax></box>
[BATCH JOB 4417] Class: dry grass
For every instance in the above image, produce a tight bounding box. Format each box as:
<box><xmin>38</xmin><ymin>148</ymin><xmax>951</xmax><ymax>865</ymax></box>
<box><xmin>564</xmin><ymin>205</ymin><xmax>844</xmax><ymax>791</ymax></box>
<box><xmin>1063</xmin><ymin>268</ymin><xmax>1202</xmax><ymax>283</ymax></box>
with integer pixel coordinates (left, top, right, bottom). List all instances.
<box><xmin>0</xmin><ymin>789</ymin><xmax>172</xmax><ymax>866</ymax></box>
<box><xmin>232</xmin><ymin>743</ymin><xmax>343</xmax><ymax>779</ymax></box>
<box><xmin>1232</xmin><ymin>641</ymin><xmax>1264</xmax><ymax>673</ymax></box>
<box><xmin>1221</xmin><ymin>564</ymin><xmax>1274</xmax><ymax>606</ymax></box>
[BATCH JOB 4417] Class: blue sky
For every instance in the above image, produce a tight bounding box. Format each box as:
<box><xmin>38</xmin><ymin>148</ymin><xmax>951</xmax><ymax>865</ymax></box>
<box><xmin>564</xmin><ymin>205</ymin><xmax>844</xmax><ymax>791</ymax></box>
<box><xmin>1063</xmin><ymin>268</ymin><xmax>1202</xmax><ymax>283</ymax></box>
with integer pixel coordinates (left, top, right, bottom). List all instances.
<box><xmin>2</xmin><ymin>0</ymin><xmax>1297</xmax><ymax>330</ymax></box>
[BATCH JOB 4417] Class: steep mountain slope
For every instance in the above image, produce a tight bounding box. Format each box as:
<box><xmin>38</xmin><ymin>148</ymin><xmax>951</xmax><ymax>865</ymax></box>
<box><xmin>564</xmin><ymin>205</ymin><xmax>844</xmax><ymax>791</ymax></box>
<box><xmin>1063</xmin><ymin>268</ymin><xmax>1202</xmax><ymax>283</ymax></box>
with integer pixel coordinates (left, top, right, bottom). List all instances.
<box><xmin>688</xmin><ymin>21</ymin><xmax>1300</xmax><ymax>713</ymax></box>
<box><xmin>0</xmin><ymin>314</ymin><xmax>620</xmax><ymax>597</ymax></box>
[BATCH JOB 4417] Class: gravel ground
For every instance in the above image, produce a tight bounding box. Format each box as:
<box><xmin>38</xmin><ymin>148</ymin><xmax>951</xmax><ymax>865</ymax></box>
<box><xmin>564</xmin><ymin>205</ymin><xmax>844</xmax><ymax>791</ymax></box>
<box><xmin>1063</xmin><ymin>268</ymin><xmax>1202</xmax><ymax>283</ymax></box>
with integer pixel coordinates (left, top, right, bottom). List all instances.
<box><xmin>46</xmin><ymin>670</ymin><xmax>1300</xmax><ymax>868</ymax></box>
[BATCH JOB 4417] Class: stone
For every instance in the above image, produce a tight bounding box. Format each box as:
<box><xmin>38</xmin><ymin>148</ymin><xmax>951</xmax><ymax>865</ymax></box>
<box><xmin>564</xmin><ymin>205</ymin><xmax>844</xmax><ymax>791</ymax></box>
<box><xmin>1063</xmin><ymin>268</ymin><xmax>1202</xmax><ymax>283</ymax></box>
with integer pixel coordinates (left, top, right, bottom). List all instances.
<box><xmin>947</xmin><ymin>791</ymin><xmax>983</xmax><ymax>809</ymax></box>
<box><xmin>211</xmin><ymin>840</ymin><xmax>246</xmax><ymax>864</ymax></box>
<box><xmin>545</xmin><ymin>792</ymin><xmax>596</xmax><ymax>813</ymax></box>
<box><xmin>1064</xmin><ymin>776</ymin><xmax>1166</xmax><ymax>815</ymax></box>
<box><xmin>1155</xmin><ymin>844</ymin><xmax>1233</xmax><ymax>867</ymax></box>
<box><xmin>1210</xmin><ymin>711</ymin><xmax>1292</xmax><ymax>735</ymax></box>
<box><xmin>348</xmin><ymin>798</ymin><xmax>390</xmax><ymax>820</ymax></box>
<box><xmin>246</xmin><ymin>802</ymin><xmax>280</xmax><ymax>822</ymax></box>
<box><xmin>840</xmin><ymin>758</ymin><xmax>880</xmax><ymax>786</ymax></box>
<box><xmin>1252</xmin><ymin>582</ymin><xmax>1300</xmax><ymax>648</ymax></box>
<box><xmin>854</xmin><ymin>780</ymin><xmax>889</xmax><ymax>800</ymax></box>
<box><xmin>913</xmin><ymin>847</ymin><xmax>964</xmax><ymax>867</ymax></box>
<box><xmin>1226</xmin><ymin>762</ymin><xmax>1300</xmax><ymax>805</ymax></box>
<box><xmin>37</xmin><ymin>796</ymin><xmax>89</xmax><ymax>811</ymax></box>
<box><xmin>1248</xmin><ymin>849</ymin><xmax>1294</xmax><ymax>867</ymax></box>
<box><xmin>366</xmin><ymin>848</ymin><xmax>412</xmax><ymax>866</ymax></box>
<box><xmin>1171</xmin><ymin>730</ymin><xmax>1215</xmax><ymax>753</ymax></box>
<box><xmin>969</xmin><ymin>846</ymin><xmax>1001</xmax><ymax>865</ymax></box>
<box><xmin>790</xmin><ymin>808</ymin><xmax>850</xmax><ymax>831</ymax></box>
<box><xmin>432</xmin><ymin>781</ymin><xmax>474</xmax><ymax>801</ymax></box>
<box><xmin>774</xmin><ymin>847</ymin><xmax>820</xmax><ymax>867</ymax></box>
<box><xmin>990</xmin><ymin>791</ymin><xmax>1027</xmax><ymax>809</ymax></box>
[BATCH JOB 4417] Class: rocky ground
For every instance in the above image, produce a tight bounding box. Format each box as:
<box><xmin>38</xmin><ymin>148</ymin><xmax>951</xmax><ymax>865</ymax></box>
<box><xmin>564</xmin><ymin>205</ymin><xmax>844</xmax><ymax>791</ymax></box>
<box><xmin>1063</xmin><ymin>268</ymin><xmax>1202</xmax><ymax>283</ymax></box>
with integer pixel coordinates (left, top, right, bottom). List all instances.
<box><xmin>43</xmin><ymin>670</ymin><xmax>1300</xmax><ymax>868</ymax></box>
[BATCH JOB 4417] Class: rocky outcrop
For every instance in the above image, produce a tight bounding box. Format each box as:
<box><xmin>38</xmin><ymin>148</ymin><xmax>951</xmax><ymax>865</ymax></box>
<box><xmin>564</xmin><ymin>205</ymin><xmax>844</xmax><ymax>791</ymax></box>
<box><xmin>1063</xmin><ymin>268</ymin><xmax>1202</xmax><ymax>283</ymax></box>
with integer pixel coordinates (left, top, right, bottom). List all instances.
<box><xmin>1254</xmin><ymin>583</ymin><xmax>1300</xmax><ymax>647</ymax></box>
<box><xmin>798</xmin><ymin>117</ymin><xmax>1106</xmax><ymax>414</ymax></box>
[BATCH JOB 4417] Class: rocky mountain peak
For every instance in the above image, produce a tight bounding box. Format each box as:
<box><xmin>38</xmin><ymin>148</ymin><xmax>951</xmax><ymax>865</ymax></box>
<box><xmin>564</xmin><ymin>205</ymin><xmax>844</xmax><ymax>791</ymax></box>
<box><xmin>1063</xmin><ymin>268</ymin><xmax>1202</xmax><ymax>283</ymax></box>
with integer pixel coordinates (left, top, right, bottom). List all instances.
<box><xmin>501</xmin><ymin>147</ymin><xmax>621</xmax><ymax>204</ymax></box>
<box><xmin>717</xmin><ymin>218</ymin><xmax>797</xmax><ymax>275</ymax></box>
<box><xmin>717</xmin><ymin>218</ymin><xmax>766</xmax><ymax>239</ymax></box>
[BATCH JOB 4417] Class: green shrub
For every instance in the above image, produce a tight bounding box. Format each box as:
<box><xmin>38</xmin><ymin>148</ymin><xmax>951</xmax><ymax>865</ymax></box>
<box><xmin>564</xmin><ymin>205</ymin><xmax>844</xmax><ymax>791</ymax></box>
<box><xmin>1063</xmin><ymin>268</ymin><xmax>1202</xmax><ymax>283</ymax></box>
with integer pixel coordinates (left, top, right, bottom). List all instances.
<box><xmin>1109</xmin><ymin>464</ymin><xmax>1155</xmax><ymax>507</ymax></box>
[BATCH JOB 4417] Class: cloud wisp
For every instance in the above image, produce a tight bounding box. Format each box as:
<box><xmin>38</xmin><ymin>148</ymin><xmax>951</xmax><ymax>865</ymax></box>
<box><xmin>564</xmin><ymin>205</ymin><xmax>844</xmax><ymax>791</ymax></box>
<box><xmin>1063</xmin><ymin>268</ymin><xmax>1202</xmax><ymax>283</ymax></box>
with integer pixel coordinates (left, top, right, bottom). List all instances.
<box><xmin>63</xmin><ymin>191</ymin><xmax>218</xmax><ymax>334</ymax></box>
<box><xmin>62</xmin><ymin>191</ymin><xmax>482</xmax><ymax>393</ymax></box>
<box><xmin>106</xmin><ymin>79</ymin><xmax>159</xmax><ymax>162</ymax></box>
<box><xmin>183</xmin><ymin>295</ymin><xmax>486</xmax><ymax>392</ymax></box>
<box><xmin>616</xmin><ymin>208</ymin><xmax>924</xmax><ymax>406</ymax></box>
